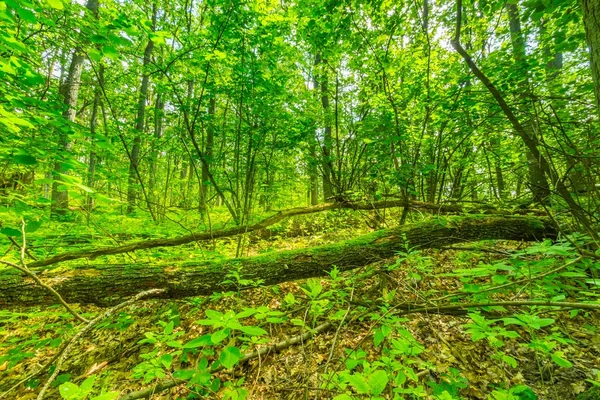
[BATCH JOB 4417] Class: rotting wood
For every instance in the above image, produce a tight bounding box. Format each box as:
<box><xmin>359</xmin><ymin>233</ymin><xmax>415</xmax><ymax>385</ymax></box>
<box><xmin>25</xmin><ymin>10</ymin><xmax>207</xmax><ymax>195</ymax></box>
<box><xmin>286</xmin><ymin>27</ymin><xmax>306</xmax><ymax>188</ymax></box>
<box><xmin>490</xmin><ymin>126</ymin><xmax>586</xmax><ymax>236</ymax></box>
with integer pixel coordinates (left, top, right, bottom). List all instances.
<box><xmin>28</xmin><ymin>200</ymin><xmax>544</xmax><ymax>269</ymax></box>
<box><xmin>0</xmin><ymin>216</ymin><xmax>557</xmax><ymax>307</ymax></box>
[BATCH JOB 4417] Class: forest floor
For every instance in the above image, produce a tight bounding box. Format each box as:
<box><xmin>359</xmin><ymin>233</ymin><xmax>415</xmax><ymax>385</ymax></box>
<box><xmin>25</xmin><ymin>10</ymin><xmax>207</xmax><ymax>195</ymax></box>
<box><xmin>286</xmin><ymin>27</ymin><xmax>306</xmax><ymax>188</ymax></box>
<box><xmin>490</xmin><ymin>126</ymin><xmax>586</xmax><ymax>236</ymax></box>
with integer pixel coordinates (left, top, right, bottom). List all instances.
<box><xmin>0</xmin><ymin>209</ymin><xmax>599</xmax><ymax>399</ymax></box>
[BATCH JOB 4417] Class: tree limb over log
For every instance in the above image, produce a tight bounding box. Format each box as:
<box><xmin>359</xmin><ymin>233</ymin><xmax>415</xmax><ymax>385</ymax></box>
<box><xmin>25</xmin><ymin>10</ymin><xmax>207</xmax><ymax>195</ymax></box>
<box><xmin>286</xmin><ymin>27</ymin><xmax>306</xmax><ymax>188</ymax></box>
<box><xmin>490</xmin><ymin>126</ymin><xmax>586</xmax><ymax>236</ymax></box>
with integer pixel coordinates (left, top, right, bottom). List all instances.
<box><xmin>0</xmin><ymin>216</ymin><xmax>557</xmax><ymax>307</ymax></box>
<box><xmin>28</xmin><ymin>200</ymin><xmax>543</xmax><ymax>269</ymax></box>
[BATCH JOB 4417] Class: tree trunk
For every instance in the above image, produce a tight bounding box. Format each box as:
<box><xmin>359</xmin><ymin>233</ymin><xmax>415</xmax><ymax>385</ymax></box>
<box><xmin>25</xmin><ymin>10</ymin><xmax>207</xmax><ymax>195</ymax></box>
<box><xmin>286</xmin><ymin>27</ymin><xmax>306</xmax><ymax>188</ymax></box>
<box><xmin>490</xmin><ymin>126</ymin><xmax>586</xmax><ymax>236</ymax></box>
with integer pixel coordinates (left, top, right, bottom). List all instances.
<box><xmin>1</xmin><ymin>216</ymin><xmax>557</xmax><ymax>307</ymax></box>
<box><xmin>582</xmin><ymin>0</ymin><xmax>600</xmax><ymax>112</ymax></box>
<box><xmin>309</xmin><ymin>146</ymin><xmax>319</xmax><ymax>206</ymax></box>
<box><xmin>452</xmin><ymin>0</ymin><xmax>596</xmax><ymax>236</ymax></box>
<box><xmin>86</xmin><ymin>1</ymin><xmax>102</xmax><ymax>214</ymax></box>
<box><xmin>201</xmin><ymin>96</ymin><xmax>215</xmax><ymax>211</ymax></box>
<box><xmin>507</xmin><ymin>3</ymin><xmax>551</xmax><ymax>204</ymax></box>
<box><xmin>87</xmin><ymin>65</ymin><xmax>103</xmax><ymax>213</ymax></box>
<box><xmin>149</xmin><ymin>92</ymin><xmax>164</xmax><ymax>208</ymax></box>
<box><xmin>127</xmin><ymin>4</ymin><xmax>157</xmax><ymax>214</ymax></box>
<box><xmin>50</xmin><ymin>0</ymin><xmax>98</xmax><ymax>216</ymax></box>
<box><xmin>309</xmin><ymin>67</ymin><xmax>320</xmax><ymax>206</ymax></box>
<box><xmin>315</xmin><ymin>53</ymin><xmax>334</xmax><ymax>200</ymax></box>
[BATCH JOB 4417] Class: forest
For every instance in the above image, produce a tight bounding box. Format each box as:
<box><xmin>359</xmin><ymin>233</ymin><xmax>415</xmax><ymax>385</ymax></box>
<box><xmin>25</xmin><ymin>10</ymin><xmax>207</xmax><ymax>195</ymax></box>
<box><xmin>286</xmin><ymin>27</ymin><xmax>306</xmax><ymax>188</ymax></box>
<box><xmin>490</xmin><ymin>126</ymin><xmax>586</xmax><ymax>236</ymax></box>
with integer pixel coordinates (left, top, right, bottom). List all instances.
<box><xmin>1</xmin><ymin>0</ymin><xmax>600</xmax><ymax>398</ymax></box>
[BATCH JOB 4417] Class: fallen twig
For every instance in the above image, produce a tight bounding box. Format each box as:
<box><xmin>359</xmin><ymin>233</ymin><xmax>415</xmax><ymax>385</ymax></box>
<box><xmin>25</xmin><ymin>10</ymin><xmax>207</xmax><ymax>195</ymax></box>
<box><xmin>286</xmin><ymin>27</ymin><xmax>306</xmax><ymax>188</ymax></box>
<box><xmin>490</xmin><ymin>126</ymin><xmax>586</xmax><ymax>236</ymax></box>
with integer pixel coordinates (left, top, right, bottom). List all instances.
<box><xmin>35</xmin><ymin>289</ymin><xmax>165</xmax><ymax>400</ymax></box>
<box><xmin>118</xmin><ymin>321</ymin><xmax>334</xmax><ymax>400</ymax></box>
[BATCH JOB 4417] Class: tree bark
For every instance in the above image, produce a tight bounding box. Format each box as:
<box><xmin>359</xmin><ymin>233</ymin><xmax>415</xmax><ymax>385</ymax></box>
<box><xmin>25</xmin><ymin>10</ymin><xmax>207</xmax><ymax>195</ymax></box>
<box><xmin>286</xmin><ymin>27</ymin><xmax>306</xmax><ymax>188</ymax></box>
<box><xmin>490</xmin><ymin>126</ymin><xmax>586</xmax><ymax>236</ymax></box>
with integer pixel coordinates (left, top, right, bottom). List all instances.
<box><xmin>507</xmin><ymin>3</ymin><xmax>551</xmax><ymax>204</ymax></box>
<box><xmin>149</xmin><ymin>91</ymin><xmax>164</xmax><ymax>209</ymax></box>
<box><xmin>86</xmin><ymin>1</ymin><xmax>102</xmax><ymax>213</ymax></box>
<box><xmin>1</xmin><ymin>216</ymin><xmax>557</xmax><ymax>307</ymax></box>
<box><xmin>201</xmin><ymin>96</ymin><xmax>215</xmax><ymax>211</ymax></box>
<box><xmin>581</xmin><ymin>0</ymin><xmax>600</xmax><ymax>112</ymax></box>
<box><xmin>87</xmin><ymin>64</ymin><xmax>103</xmax><ymax>213</ymax></box>
<box><xmin>309</xmin><ymin>141</ymin><xmax>319</xmax><ymax>206</ymax></box>
<box><xmin>51</xmin><ymin>0</ymin><xmax>99</xmax><ymax>216</ymax></box>
<box><xmin>28</xmin><ymin>199</ymin><xmax>542</xmax><ymax>269</ymax></box>
<box><xmin>315</xmin><ymin>53</ymin><xmax>334</xmax><ymax>200</ymax></box>
<box><xmin>127</xmin><ymin>4</ymin><xmax>157</xmax><ymax>215</ymax></box>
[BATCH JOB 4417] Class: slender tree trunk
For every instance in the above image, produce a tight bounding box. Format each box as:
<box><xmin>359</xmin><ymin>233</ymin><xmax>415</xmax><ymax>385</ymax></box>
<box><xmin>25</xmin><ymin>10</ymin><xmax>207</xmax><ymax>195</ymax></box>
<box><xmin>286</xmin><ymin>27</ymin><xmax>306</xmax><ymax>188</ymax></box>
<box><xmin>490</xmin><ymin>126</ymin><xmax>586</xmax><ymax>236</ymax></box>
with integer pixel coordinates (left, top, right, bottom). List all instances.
<box><xmin>86</xmin><ymin>1</ymin><xmax>101</xmax><ymax>214</ymax></box>
<box><xmin>487</xmin><ymin>136</ymin><xmax>504</xmax><ymax>200</ymax></box>
<box><xmin>543</xmin><ymin>19</ymin><xmax>583</xmax><ymax>194</ymax></box>
<box><xmin>309</xmin><ymin>65</ymin><xmax>320</xmax><ymax>206</ymax></box>
<box><xmin>452</xmin><ymin>0</ymin><xmax>596</xmax><ymax>236</ymax></box>
<box><xmin>127</xmin><ymin>4</ymin><xmax>157</xmax><ymax>214</ymax></box>
<box><xmin>495</xmin><ymin>161</ymin><xmax>504</xmax><ymax>200</ymax></box>
<box><xmin>315</xmin><ymin>53</ymin><xmax>334</xmax><ymax>200</ymax></box>
<box><xmin>507</xmin><ymin>3</ymin><xmax>551</xmax><ymax>204</ymax></box>
<box><xmin>86</xmin><ymin>65</ymin><xmax>103</xmax><ymax>213</ymax></box>
<box><xmin>581</xmin><ymin>0</ymin><xmax>600</xmax><ymax>113</ymax></box>
<box><xmin>471</xmin><ymin>174</ymin><xmax>478</xmax><ymax>202</ymax></box>
<box><xmin>201</xmin><ymin>96</ymin><xmax>215</xmax><ymax>211</ymax></box>
<box><xmin>309</xmin><ymin>143</ymin><xmax>319</xmax><ymax>205</ymax></box>
<box><xmin>149</xmin><ymin>92</ymin><xmax>164</xmax><ymax>208</ymax></box>
<box><xmin>51</xmin><ymin>0</ymin><xmax>99</xmax><ymax>216</ymax></box>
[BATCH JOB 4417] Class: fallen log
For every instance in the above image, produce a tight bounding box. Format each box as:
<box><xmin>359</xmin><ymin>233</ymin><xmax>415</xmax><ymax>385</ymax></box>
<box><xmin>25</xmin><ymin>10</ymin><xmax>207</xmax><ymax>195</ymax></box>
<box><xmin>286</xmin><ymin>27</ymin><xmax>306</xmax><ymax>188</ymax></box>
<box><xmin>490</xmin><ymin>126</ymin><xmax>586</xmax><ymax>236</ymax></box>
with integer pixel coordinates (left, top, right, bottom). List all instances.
<box><xmin>0</xmin><ymin>216</ymin><xmax>557</xmax><ymax>307</ymax></box>
<box><xmin>25</xmin><ymin>199</ymin><xmax>541</xmax><ymax>269</ymax></box>
<box><xmin>25</xmin><ymin>200</ymin><xmax>441</xmax><ymax>268</ymax></box>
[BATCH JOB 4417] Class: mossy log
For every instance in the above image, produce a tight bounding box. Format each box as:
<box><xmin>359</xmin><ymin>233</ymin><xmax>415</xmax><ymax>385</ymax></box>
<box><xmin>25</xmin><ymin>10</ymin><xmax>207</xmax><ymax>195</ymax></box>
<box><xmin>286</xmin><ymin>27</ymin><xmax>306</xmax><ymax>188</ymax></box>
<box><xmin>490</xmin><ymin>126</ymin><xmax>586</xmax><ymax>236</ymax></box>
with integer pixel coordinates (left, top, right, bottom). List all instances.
<box><xmin>0</xmin><ymin>216</ymin><xmax>557</xmax><ymax>307</ymax></box>
<box><xmin>27</xmin><ymin>199</ymin><xmax>543</xmax><ymax>269</ymax></box>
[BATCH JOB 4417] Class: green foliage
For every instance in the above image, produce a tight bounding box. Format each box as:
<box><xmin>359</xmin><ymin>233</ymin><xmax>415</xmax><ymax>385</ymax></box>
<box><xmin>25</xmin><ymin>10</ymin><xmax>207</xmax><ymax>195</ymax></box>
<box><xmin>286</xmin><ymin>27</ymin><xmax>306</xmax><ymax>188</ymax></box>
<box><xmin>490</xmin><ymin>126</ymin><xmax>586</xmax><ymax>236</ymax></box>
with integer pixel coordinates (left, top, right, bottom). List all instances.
<box><xmin>58</xmin><ymin>376</ymin><xmax>118</xmax><ymax>400</ymax></box>
<box><xmin>1</xmin><ymin>0</ymin><xmax>600</xmax><ymax>397</ymax></box>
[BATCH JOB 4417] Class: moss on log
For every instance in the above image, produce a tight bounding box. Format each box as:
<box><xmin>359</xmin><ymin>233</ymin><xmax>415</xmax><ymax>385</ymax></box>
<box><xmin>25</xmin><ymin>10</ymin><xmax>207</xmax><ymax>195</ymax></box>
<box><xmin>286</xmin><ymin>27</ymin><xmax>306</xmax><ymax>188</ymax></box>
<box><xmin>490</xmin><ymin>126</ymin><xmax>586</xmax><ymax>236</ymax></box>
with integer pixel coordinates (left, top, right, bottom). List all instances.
<box><xmin>27</xmin><ymin>199</ymin><xmax>542</xmax><ymax>269</ymax></box>
<box><xmin>0</xmin><ymin>216</ymin><xmax>557</xmax><ymax>307</ymax></box>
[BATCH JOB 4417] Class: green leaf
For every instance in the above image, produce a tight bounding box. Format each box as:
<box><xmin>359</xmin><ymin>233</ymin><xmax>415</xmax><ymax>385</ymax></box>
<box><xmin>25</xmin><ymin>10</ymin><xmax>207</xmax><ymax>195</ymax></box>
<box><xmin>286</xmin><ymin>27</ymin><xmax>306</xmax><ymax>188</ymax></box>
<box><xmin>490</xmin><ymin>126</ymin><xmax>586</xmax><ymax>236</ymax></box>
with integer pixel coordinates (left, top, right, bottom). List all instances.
<box><xmin>58</xmin><ymin>382</ymin><xmax>79</xmax><ymax>400</ymax></box>
<box><xmin>373</xmin><ymin>329</ymin><xmax>385</xmax><ymax>347</ymax></box>
<box><xmin>25</xmin><ymin>219</ymin><xmax>42</xmax><ymax>233</ymax></box>
<box><xmin>502</xmin><ymin>354</ymin><xmax>517</xmax><ymax>368</ymax></box>
<box><xmin>235</xmin><ymin>308</ymin><xmax>257</xmax><ymax>319</ymax></box>
<box><xmin>210</xmin><ymin>377</ymin><xmax>221</xmax><ymax>392</ymax></box>
<box><xmin>80</xmin><ymin>375</ymin><xmax>95</xmax><ymax>392</ymax></box>
<box><xmin>13</xmin><ymin>154</ymin><xmax>37</xmax><ymax>165</ymax></box>
<box><xmin>163</xmin><ymin>320</ymin><xmax>174</xmax><ymax>335</ymax></box>
<box><xmin>238</xmin><ymin>325</ymin><xmax>267</xmax><ymax>336</ymax></box>
<box><xmin>205</xmin><ymin>309</ymin><xmax>223</xmax><ymax>321</ymax></box>
<box><xmin>219</xmin><ymin>346</ymin><xmax>241</xmax><ymax>369</ymax></box>
<box><xmin>213</xmin><ymin>50</ymin><xmax>227</xmax><ymax>59</ymax></box>
<box><xmin>368</xmin><ymin>370</ymin><xmax>388</xmax><ymax>396</ymax></box>
<box><xmin>0</xmin><ymin>105</ymin><xmax>34</xmax><ymax>133</ymax></box>
<box><xmin>501</xmin><ymin>318</ymin><xmax>525</xmax><ymax>327</ymax></box>
<box><xmin>160</xmin><ymin>353</ymin><xmax>173</xmax><ymax>369</ymax></box>
<box><xmin>183</xmin><ymin>334</ymin><xmax>212</xmax><ymax>348</ymax></box>
<box><xmin>1</xmin><ymin>227</ymin><xmax>21</xmax><ymax>237</ymax></box>
<box><xmin>90</xmin><ymin>34</ymin><xmax>107</xmax><ymax>44</ymax></box>
<box><xmin>551</xmin><ymin>351</ymin><xmax>572</xmax><ymax>368</ymax></box>
<box><xmin>102</xmin><ymin>46</ymin><xmax>119</xmax><ymax>60</ymax></box>
<box><xmin>172</xmin><ymin>369</ymin><xmax>194</xmax><ymax>380</ymax></box>
<box><xmin>17</xmin><ymin>8</ymin><xmax>36</xmax><ymax>23</ymax></box>
<box><xmin>74</xmin><ymin>182</ymin><xmax>94</xmax><ymax>193</ymax></box>
<box><xmin>347</xmin><ymin>374</ymin><xmax>370</xmax><ymax>394</ymax></box>
<box><xmin>190</xmin><ymin>371</ymin><xmax>211</xmax><ymax>385</ymax></box>
<box><xmin>211</xmin><ymin>329</ymin><xmax>229</xmax><ymax>344</ymax></box>
<box><xmin>91</xmin><ymin>393</ymin><xmax>119</xmax><ymax>400</ymax></box>
<box><xmin>88</xmin><ymin>49</ymin><xmax>102</xmax><ymax>62</ymax></box>
<box><xmin>46</xmin><ymin>0</ymin><xmax>64</xmax><ymax>10</ymax></box>
<box><xmin>333</xmin><ymin>395</ymin><xmax>353</xmax><ymax>400</ymax></box>
<box><xmin>530</xmin><ymin>318</ymin><xmax>555</xmax><ymax>330</ymax></box>
<box><xmin>512</xmin><ymin>385</ymin><xmax>537</xmax><ymax>400</ymax></box>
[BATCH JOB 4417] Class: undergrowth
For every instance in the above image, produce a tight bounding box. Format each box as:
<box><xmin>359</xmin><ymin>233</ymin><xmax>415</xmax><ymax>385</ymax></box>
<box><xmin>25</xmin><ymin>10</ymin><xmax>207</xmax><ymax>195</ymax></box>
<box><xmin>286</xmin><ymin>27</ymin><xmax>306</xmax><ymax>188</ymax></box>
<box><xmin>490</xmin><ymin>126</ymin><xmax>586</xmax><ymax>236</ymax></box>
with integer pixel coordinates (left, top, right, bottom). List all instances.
<box><xmin>1</xmin><ymin>217</ymin><xmax>599</xmax><ymax>399</ymax></box>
